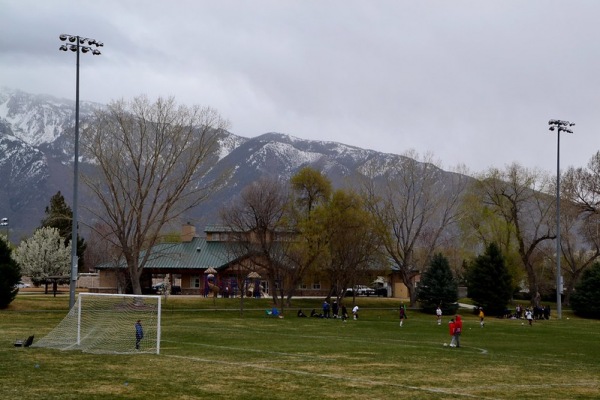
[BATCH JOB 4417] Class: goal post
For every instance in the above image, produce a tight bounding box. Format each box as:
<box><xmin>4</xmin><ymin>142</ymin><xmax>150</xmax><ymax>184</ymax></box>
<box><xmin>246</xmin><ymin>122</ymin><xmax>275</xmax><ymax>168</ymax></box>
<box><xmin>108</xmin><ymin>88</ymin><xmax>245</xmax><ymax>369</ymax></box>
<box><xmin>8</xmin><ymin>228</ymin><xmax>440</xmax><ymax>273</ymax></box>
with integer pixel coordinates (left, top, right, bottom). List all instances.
<box><xmin>33</xmin><ymin>293</ymin><xmax>161</xmax><ymax>355</ymax></box>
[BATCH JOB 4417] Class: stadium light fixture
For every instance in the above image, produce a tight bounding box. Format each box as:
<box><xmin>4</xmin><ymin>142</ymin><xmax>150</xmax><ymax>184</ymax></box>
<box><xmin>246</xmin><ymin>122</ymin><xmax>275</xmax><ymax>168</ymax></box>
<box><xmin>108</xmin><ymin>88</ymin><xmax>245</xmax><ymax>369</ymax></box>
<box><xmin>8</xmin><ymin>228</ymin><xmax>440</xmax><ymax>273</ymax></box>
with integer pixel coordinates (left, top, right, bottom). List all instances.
<box><xmin>548</xmin><ymin>119</ymin><xmax>574</xmax><ymax>319</ymax></box>
<box><xmin>58</xmin><ymin>34</ymin><xmax>103</xmax><ymax>309</ymax></box>
<box><xmin>0</xmin><ymin>217</ymin><xmax>8</xmax><ymax>243</ymax></box>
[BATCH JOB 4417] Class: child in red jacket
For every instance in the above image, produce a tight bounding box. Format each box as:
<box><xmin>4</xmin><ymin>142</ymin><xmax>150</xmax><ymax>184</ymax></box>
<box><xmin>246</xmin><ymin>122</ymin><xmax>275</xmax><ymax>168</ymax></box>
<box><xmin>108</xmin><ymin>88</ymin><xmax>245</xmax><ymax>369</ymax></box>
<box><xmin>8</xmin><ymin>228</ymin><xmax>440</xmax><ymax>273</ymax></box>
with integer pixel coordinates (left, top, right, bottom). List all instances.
<box><xmin>448</xmin><ymin>319</ymin><xmax>456</xmax><ymax>347</ymax></box>
<box><xmin>453</xmin><ymin>315</ymin><xmax>463</xmax><ymax>348</ymax></box>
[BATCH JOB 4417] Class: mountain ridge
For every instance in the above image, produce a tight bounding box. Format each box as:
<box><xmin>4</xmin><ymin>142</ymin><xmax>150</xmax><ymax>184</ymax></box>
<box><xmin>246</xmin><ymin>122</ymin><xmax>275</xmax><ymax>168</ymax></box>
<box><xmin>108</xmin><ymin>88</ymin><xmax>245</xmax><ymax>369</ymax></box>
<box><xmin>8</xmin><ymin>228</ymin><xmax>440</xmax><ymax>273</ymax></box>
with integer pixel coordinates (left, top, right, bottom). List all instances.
<box><xmin>0</xmin><ymin>88</ymin><xmax>465</xmax><ymax>242</ymax></box>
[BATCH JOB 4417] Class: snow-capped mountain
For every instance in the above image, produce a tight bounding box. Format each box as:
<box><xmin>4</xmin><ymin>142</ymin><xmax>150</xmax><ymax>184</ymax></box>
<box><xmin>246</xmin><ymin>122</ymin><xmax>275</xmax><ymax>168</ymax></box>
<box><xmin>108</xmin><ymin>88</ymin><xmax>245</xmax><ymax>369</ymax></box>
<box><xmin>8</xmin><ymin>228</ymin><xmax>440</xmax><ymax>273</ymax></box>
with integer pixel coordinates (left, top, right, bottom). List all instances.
<box><xmin>0</xmin><ymin>87</ymin><xmax>467</xmax><ymax>242</ymax></box>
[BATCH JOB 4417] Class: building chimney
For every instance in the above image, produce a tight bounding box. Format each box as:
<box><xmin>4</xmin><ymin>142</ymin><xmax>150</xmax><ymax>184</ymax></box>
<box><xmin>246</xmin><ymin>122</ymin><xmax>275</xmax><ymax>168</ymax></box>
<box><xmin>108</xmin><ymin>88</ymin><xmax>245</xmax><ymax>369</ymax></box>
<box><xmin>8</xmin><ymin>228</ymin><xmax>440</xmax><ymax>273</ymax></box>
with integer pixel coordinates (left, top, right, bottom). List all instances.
<box><xmin>181</xmin><ymin>223</ymin><xmax>196</xmax><ymax>243</ymax></box>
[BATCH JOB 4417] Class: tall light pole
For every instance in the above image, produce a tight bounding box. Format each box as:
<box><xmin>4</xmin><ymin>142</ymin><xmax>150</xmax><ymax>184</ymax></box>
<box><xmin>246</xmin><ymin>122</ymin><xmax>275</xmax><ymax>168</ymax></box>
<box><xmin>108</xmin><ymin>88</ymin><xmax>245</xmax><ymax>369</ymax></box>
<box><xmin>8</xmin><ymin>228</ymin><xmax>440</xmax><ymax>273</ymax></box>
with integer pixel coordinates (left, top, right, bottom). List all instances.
<box><xmin>59</xmin><ymin>34</ymin><xmax>103</xmax><ymax>309</ymax></box>
<box><xmin>0</xmin><ymin>217</ymin><xmax>8</xmax><ymax>243</ymax></box>
<box><xmin>548</xmin><ymin>119</ymin><xmax>574</xmax><ymax>319</ymax></box>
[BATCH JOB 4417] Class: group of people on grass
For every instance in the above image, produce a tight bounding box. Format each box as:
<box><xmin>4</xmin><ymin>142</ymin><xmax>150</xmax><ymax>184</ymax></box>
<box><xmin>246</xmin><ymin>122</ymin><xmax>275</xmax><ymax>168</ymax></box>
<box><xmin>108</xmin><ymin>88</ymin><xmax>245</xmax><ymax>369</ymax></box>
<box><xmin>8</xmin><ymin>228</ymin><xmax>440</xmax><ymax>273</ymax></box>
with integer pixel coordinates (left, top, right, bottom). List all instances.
<box><xmin>301</xmin><ymin>301</ymin><xmax>467</xmax><ymax>349</ymax></box>
<box><xmin>293</xmin><ymin>299</ymin><xmax>549</xmax><ymax>352</ymax></box>
<box><xmin>297</xmin><ymin>300</ymin><xmax>361</xmax><ymax>322</ymax></box>
<box><xmin>514</xmin><ymin>304</ymin><xmax>551</xmax><ymax>321</ymax></box>
<box><xmin>448</xmin><ymin>315</ymin><xmax>463</xmax><ymax>347</ymax></box>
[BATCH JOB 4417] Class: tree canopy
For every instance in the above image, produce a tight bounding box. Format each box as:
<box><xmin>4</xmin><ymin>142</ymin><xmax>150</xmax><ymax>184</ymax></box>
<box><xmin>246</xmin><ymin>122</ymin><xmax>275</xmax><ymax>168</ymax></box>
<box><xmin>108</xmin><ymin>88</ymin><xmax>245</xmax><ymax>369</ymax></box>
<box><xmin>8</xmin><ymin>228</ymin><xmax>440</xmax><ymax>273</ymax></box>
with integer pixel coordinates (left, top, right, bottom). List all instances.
<box><xmin>473</xmin><ymin>164</ymin><xmax>554</xmax><ymax>303</ymax></box>
<box><xmin>309</xmin><ymin>189</ymin><xmax>384</xmax><ymax>302</ymax></box>
<box><xmin>417</xmin><ymin>253</ymin><xmax>458</xmax><ymax>314</ymax></box>
<box><xmin>81</xmin><ymin>96</ymin><xmax>228</xmax><ymax>294</ymax></box>
<box><xmin>0</xmin><ymin>236</ymin><xmax>21</xmax><ymax>309</ymax></box>
<box><xmin>13</xmin><ymin>227</ymin><xmax>70</xmax><ymax>284</ymax></box>
<box><xmin>363</xmin><ymin>151</ymin><xmax>468</xmax><ymax>306</ymax></box>
<box><xmin>570</xmin><ymin>262</ymin><xmax>600</xmax><ymax>319</ymax></box>
<box><xmin>466</xmin><ymin>242</ymin><xmax>513</xmax><ymax>316</ymax></box>
<box><xmin>220</xmin><ymin>177</ymin><xmax>292</xmax><ymax>309</ymax></box>
<box><xmin>40</xmin><ymin>191</ymin><xmax>86</xmax><ymax>272</ymax></box>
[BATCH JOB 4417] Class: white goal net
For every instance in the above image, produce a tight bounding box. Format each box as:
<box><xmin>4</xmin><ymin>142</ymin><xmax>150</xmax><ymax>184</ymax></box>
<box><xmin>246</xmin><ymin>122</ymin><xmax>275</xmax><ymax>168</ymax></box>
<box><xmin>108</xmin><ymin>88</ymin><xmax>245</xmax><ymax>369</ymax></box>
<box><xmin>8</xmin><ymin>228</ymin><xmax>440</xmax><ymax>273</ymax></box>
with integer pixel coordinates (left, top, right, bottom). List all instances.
<box><xmin>33</xmin><ymin>293</ymin><xmax>161</xmax><ymax>354</ymax></box>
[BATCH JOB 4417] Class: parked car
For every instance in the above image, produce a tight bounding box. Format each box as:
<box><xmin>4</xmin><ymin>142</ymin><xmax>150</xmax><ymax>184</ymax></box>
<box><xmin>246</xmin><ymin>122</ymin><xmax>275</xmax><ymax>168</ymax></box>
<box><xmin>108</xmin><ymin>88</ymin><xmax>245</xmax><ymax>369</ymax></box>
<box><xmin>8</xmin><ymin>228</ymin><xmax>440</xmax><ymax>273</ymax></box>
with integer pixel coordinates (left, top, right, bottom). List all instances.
<box><xmin>346</xmin><ymin>285</ymin><xmax>376</xmax><ymax>297</ymax></box>
<box><xmin>151</xmin><ymin>283</ymin><xmax>166</xmax><ymax>294</ymax></box>
<box><xmin>16</xmin><ymin>282</ymin><xmax>31</xmax><ymax>289</ymax></box>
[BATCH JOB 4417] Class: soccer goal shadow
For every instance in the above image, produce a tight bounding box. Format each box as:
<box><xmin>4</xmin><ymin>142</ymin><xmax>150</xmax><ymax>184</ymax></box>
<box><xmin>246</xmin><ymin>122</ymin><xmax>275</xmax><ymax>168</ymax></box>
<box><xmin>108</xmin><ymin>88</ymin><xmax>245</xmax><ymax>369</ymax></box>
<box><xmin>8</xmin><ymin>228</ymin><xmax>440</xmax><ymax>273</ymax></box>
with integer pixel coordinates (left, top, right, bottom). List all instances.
<box><xmin>14</xmin><ymin>335</ymin><xmax>34</xmax><ymax>348</ymax></box>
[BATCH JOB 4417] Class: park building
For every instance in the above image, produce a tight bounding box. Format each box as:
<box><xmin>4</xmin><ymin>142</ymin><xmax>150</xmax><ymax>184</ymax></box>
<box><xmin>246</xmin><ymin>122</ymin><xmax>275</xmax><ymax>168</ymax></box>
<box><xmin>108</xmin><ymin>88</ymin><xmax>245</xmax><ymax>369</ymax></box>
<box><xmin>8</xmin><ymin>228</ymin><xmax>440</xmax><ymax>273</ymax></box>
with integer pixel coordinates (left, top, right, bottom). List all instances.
<box><xmin>93</xmin><ymin>224</ymin><xmax>414</xmax><ymax>298</ymax></box>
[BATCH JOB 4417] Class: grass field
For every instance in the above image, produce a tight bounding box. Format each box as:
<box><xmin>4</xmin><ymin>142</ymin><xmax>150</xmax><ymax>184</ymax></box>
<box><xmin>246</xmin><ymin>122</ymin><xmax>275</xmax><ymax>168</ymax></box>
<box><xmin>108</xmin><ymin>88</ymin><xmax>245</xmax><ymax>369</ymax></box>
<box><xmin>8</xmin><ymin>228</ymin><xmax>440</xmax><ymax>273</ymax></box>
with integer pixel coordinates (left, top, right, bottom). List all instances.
<box><xmin>1</xmin><ymin>293</ymin><xmax>599</xmax><ymax>399</ymax></box>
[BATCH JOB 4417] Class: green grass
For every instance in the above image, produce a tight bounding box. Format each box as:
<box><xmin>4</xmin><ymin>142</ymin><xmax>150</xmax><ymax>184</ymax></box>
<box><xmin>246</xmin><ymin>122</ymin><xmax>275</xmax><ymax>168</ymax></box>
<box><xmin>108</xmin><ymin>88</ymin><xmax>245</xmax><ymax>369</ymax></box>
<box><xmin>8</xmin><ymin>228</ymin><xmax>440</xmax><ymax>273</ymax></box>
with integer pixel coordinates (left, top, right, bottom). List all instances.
<box><xmin>1</xmin><ymin>294</ymin><xmax>599</xmax><ymax>399</ymax></box>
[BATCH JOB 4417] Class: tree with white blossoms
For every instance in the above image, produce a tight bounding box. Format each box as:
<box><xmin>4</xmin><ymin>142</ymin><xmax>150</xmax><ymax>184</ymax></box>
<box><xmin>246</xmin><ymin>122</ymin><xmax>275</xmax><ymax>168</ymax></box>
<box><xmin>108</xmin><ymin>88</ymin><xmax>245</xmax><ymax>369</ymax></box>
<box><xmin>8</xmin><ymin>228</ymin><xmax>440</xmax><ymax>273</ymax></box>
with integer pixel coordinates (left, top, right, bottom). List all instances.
<box><xmin>14</xmin><ymin>227</ymin><xmax>71</xmax><ymax>288</ymax></box>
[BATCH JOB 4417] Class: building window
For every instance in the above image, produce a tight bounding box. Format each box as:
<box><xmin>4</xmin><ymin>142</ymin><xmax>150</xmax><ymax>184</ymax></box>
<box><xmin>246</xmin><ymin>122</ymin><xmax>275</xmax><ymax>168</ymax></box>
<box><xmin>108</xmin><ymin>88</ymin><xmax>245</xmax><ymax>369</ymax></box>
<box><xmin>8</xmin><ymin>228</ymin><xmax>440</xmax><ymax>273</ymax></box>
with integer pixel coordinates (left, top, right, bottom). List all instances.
<box><xmin>191</xmin><ymin>276</ymin><xmax>200</xmax><ymax>288</ymax></box>
<box><xmin>312</xmin><ymin>282</ymin><xmax>321</xmax><ymax>290</ymax></box>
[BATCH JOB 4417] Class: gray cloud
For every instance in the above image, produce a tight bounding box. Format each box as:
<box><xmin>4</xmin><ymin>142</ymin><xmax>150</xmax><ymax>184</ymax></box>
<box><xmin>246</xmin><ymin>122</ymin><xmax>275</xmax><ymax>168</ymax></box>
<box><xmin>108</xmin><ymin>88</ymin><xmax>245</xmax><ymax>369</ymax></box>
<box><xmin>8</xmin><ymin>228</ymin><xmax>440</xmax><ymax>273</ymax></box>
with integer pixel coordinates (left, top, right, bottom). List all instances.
<box><xmin>1</xmin><ymin>0</ymin><xmax>598</xmax><ymax>174</ymax></box>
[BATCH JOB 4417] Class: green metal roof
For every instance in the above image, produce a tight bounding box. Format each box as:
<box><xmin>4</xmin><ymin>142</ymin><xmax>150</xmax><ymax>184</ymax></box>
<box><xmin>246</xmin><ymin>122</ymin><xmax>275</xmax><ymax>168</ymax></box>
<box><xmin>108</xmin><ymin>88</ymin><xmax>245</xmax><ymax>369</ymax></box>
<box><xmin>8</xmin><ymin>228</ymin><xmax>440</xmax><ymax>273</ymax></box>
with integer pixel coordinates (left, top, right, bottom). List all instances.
<box><xmin>95</xmin><ymin>237</ymin><xmax>234</xmax><ymax>271</ymax></box>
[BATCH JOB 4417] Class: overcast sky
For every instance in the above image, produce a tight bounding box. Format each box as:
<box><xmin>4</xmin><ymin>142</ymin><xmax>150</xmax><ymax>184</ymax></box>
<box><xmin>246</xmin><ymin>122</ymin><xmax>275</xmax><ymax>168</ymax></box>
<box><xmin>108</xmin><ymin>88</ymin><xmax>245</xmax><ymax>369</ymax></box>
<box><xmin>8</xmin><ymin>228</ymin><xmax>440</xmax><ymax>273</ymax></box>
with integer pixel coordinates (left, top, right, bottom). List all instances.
<box><xmin>1</xmin><ymin>0</ymin><xmax>598</xmax><ymax>175</ymax></box>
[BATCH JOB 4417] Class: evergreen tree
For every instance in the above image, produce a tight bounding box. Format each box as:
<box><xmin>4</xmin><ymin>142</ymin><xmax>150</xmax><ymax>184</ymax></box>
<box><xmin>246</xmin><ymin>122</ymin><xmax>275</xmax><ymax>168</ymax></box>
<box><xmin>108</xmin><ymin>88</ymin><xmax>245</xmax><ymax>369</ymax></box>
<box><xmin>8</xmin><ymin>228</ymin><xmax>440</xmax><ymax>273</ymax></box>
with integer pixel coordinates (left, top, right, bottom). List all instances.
<box><xmin>417</xmin><ymin>253</ymin><xmax>459</xmax><ymax>314</ymax></box>
<box><xmin>41</xmin><ymin>191</ymin><xmax>87</xmax><ymax>271</ymax></box>
<box><xmin>41</xmin><ymin>191</ymin><xmax>72</xmax><ymax>239</ymax></box>
<box><xmin>570</xmin><ymin>262</ymin><xmax>600</xmax><ymax>319</ymax></box>
<box><xmin>466</xmin><ymin>242</ymin><xmax>513</xmax><ymax>316</ymax></box>
<box><xmin>0</xmin><ymin>237</ymin><xmax>21</xmax><ymax>309</ymax></box>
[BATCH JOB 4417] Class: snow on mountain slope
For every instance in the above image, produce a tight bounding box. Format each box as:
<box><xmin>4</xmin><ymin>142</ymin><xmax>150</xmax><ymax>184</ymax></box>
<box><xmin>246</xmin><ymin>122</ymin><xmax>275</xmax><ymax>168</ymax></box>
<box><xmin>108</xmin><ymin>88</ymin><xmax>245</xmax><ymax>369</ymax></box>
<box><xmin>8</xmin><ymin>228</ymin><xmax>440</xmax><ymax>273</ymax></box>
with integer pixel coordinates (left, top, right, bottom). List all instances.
<box><xmin>0</xmin><ymin>87</ymin><xmax>99</xmax><ymax>147</ymax></box>
<box><xmin>0</xmin><ymin>87</ymin><xmax>466</xmax><ymax>242</ymax></box>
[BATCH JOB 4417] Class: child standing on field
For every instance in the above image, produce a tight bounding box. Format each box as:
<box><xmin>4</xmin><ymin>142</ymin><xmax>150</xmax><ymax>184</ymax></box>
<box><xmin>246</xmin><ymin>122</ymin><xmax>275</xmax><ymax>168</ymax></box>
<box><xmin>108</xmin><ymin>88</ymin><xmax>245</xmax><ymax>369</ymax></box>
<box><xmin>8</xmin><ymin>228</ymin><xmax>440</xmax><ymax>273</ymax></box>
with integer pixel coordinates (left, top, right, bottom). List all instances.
<box><xmin>526</xmin><ymin>308</ymin><xmax>533</xmax><ymax>326</ymax></box>
<box><xmin>436</xmin><ymin>306</ymin><xmax>442</xmax><ymax>325</ymax></box>
<box><xmin>135</xmin><ymin>320</ymin><xmax>144</xmax><ymax>350</ymax></box>
<box><xmin>453</xmin><ymin>315</ymin><xmax>463</xmax><ymax>348</ymax></box>
<box><xmin>479</xmin><ymin>307</ymin><xmax>485</xmax><ymax>328</ymax></box>
<box><xmin>399</xmin><ymin>303</ymin><xmax>407</xmax><ymax>327</ymax></box>
<box><xmin>448</xmin><ymin>318</ymin><xmax>456</xmax><ymax>347</ymax></box>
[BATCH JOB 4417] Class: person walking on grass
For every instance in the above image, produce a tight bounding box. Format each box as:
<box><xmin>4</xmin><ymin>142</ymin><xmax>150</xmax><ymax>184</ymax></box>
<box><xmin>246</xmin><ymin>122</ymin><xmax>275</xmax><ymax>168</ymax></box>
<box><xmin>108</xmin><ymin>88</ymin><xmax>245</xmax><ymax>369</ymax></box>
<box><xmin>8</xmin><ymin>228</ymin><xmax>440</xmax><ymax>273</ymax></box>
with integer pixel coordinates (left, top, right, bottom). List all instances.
<box><xmin>352</xmin><ymin>305</ymin><xmax>359</xmax><ymax>320</ymax></box>
<box><xmin>436</xmin><ymin>306</ymin><xmax>442</xmax><ymax>325</ymax></box>
<box><xmin>399</xmin><ymin>303</ymin><xmax>407</xmax><ymax>327</ymax></box>
<box><xmin>479</xmin><ymin>307</ymin><xmax>485</xmax><ymax>328</ymax></box>
<box><xmin>135</xmin><ymin>320</ymin><xmax>144</xmax><ymax>350</ymax></box>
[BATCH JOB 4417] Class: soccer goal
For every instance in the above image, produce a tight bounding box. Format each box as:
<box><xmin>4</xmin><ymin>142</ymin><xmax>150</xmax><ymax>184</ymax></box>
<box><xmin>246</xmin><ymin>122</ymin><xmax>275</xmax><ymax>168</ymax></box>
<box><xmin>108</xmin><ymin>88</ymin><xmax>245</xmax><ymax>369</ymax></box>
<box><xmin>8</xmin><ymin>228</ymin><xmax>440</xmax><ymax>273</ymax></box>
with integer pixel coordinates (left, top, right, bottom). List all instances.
<box><xmin>33</xmin><ymin>293</ymin><xmax>161</xmax><ymax>355</ymax></box>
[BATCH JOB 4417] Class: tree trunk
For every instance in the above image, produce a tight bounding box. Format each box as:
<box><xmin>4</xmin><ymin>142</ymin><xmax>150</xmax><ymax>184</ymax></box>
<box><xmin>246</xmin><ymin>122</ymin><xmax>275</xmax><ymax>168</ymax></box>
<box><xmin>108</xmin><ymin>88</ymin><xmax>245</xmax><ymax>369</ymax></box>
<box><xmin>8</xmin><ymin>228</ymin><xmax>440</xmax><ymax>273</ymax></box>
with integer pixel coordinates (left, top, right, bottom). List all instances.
<box><xmin>525</xmin><ymin>265</ymin><xmax>539</xmax><ymax>305</ymax></box>
<box><xmin>130</xmin><ymin>267</ymin><xmax>143</xmax><ymax>295</ymax></box>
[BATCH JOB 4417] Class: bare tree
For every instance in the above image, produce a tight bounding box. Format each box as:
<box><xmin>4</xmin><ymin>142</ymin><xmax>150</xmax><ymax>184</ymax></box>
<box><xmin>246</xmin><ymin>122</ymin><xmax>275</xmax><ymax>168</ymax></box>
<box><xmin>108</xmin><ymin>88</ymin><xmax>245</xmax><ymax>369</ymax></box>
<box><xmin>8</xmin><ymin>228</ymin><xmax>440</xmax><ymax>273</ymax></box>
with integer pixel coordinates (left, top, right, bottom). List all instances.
<box><xmin>81</xmin><ymin>96</ymin><xmax>228</xmax><ymax>294</ymax></box>
<box><xmin>83</xmin><ymin>222</ymin><xmax>117</xmax><ymax>273</ymax></box>
<box><xmin>363</xmin><ymin>151</ymin><xmax>468</xmax><ymax>305</ymax></box>
<box><xmin>219</xmin><ymin>177</ymin><xmax>294</xmax><ymax>310</ymax></box>
<box><xmin>559</xmin><ymin>153</ymin><xmax>600</xmax><ymax>304</ymax></box>
<box><xmin>556</xmin><ymin>197</ymin><xmax>600</xmax><ymax>305</ymax></box>
<box><xmin>475</xmin><ymin>163</ymin><xmax>555</xmax><ymax>302</ymax></box>
<box><xmin>564</xmin><ymin>151</ymin><xmax>600</xmax><ymax>213</ymax></box>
